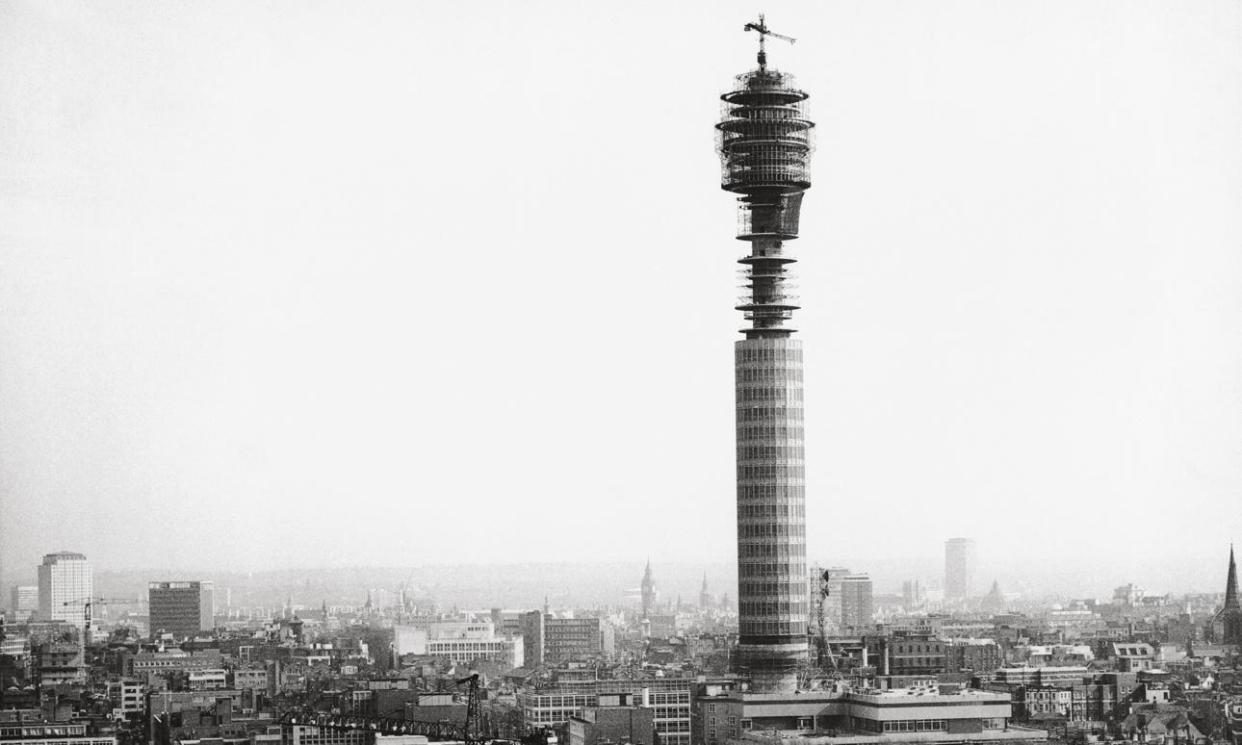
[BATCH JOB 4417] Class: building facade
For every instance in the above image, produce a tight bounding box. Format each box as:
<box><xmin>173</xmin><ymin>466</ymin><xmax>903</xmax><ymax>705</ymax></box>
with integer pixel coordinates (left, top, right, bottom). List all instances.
<box><xmin>867</xmin><ymin>635</ymin><xmax>948</xmax><ymax>677</ymax></box>
<box><xmin>987</xmin><ymin>670</ymin><xmax>1135</xmax><ymax>723</ymax></box>
<box><xmin>522</xmin><ymin>678</ymin><xmax>693</xmax><ymax>745</ymax></box>
<box><xmin>425</xmin><ymin>637</ymin><xmax>522</xmax><ymax>667</ymax></box>
<box><xmin>9</xmin><ymin>586</ymin><xmax>37</xmax><ymax>623</ymax></box>
<box><xmin>694</xmin><ymin>682</ymin><xmax>1045</xmax><ymax>745</ymax></box>
<box><xmin>814</xmin><ymin>568</ymin><xmax>874</xmax><ymax>633</ymax></box>
<box><xmin>148</xmin><ymin>581</ymin><xmax>214</xmax><ymax>638</ymax></box>
<box><xmin>0</xmin><ymin>722</ymin><xmax>115</xmax><ymax>745</ymax></box>
<box><xmin>569</xmin><ymin>698</ymin><xmax>656</xmax><ymax>745</ymax></box>
<box><xmin>37</xmin><ymin>552</ymin><xmax>92</xmax><ymax>626</ymax></box>
<box><xmin>106</xmin><ymin>679</ymin><xmax>145</xmax><ymax>718</ymax></box>
<box><xmin>521</xmin><ymin>612</ymin><xmax>614</xmax><ymax>666</ymax></box>
<box><xmin>947</xmin><ymin>639</ymin><xmax>1003</xmax><ymax>674</ymax></box>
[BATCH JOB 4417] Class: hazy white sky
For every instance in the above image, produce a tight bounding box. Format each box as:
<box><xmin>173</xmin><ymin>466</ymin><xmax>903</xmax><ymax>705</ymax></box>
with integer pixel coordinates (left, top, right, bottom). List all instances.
<box><xmin>3</xmin><ymin>1</ymin><xmax>1241</xmax><ymax>592</ymax></box>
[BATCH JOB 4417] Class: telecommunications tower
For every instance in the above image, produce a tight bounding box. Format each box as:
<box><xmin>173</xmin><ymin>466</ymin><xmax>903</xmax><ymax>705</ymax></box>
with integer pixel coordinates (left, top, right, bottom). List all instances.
<box><xmin>716</xmin><ymin>16</ymin><xmax>815</xmax><ymax>693</ymax></box>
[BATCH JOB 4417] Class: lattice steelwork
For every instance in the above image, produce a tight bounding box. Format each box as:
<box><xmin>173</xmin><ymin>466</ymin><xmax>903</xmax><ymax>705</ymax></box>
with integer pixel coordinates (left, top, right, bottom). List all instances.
<box><xmin>717</xmin><ymin>48</ymin><xmax>814</xmax><ymax>693</ymax></box>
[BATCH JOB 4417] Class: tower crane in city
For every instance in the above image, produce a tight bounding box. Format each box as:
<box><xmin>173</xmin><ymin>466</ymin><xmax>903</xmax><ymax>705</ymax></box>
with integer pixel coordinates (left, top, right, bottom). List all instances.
<box><xmin>814</xmin><ymin>571</ymin><xmax>840</xmax><ymax>676</ymax></box>
<box><xmin>62</xmin><ymin>596</ymin><xmax>132</xmax><ymax>659</ymax></box>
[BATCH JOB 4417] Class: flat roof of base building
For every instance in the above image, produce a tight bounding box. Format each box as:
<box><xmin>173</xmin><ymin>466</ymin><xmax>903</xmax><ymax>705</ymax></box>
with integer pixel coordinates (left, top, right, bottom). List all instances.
<box><xmin>709</xmin><ymin>687</ymin><xmax>1014</xmax><ymax>722</ymax></box>
<box><xmin>718</xmin><ymin>688</ymin><xmax>1010</xmax><ymax>705</ymax></box>
<box><xmin>727</xmin><ymin>727</ymin><xmax>1048</xmax><ymax>745</ymax></box>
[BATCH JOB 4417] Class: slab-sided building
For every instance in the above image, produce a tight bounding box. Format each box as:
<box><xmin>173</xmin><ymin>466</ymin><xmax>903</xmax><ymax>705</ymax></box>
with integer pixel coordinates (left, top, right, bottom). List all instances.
<box><xmin>521</xmin><ymin>612</ymin><xmax>614</xmax><ymax>667</ymax></box>
<box><xmin>148</xmin><ymin>581</ymin><xmax>214</xmax><ymax>639</ymax></box>
<box><xmin>37</xmin><ymin>552</ymin><xmax>92</xmax><ymax>626</ymax></box>
<box><xmin>521</xmin><ymin>678</ymin><xmax>691</xmax><ymax>745</ymax></box>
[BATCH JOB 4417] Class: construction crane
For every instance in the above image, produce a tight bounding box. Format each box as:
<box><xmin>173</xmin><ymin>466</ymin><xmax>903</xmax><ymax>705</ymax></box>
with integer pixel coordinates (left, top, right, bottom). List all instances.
<box><xmin>743</xmin><ymin>14</ymin><xmax>795</xmax><ymax>69</ymax></box>
<box><xmin>280</xmin><ymin>672</ymin><xmax>485</xmax><ymax>745</ymax></box>
<box><xmin>814</xmin><ymin>571</ymin><xmax>840</xmax><ymax>675</ymax></box>
<box><xmin>62</xmin><ymin>596</ymin><xmax>132</xmax><ymax>666</ymax></box>
<box><xmin>457</xmin><ymin>673</ymin><xmax>481</xmax><ymax>745</ymax></box>
<box><xmin>63</xmin><ymin>597</ymin><xmax>131</xmax><ymax>643</ymax></box>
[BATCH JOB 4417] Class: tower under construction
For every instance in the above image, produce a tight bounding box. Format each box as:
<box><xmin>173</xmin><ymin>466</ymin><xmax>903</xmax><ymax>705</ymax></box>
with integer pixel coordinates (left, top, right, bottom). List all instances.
<box><xmin>716</xmin><ymin>16</ymin><xmax>815</xmax><ymax>693</ymax></box>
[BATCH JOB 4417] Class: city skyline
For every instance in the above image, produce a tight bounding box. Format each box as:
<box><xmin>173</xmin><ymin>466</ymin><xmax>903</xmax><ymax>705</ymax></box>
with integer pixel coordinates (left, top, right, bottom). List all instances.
<box><xmin>4</xmin><ymin>2</ymin><xmax>1242</xmax><ymax>581</ymax></box>
<box><xmin>7</xmin><ymin>549</ymin><xmax>1241</xmax><ymax>608</ymax></box>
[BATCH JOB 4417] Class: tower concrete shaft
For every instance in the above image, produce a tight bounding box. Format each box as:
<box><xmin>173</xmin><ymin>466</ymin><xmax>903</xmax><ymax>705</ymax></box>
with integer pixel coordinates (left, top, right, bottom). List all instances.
<box><xmin>717</xmin><ymin>50</ymin><xmax>814</xmax><ymax>692</ymax></box>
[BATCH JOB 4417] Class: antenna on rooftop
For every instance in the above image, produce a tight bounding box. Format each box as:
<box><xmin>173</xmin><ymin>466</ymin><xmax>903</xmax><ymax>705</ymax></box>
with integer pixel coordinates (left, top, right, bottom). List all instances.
<box><xmin>744</xmin><ymin>14</ymin><xmax>796</xmax><ymax>70</ymax></box>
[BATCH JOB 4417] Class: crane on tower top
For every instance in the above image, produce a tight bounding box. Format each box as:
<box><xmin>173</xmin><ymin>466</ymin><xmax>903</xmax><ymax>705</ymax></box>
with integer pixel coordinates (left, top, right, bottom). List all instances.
<box><xmin>744</xmin><ymin>14</ymin><xmax>796</xmax><ymax>70</ymax></box>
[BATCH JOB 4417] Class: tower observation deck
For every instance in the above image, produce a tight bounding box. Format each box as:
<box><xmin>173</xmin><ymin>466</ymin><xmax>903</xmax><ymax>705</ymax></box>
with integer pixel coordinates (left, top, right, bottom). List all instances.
<box><xmin>716</xmin><ymin>18</ymin><xmax>815</xmax><ymax>694</ymax></box>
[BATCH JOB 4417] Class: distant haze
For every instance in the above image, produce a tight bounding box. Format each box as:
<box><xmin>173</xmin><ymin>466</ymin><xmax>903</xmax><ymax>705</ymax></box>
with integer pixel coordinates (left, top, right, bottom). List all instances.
<box><xmin>79</xmin><ymin>553</ymin><xmax>1235</xmax><ymax>610</ymax></box>
<box><xmin>3</xmin><ymin>2</ymin><xmax>1241</xmax><ymax>588</ymax></box>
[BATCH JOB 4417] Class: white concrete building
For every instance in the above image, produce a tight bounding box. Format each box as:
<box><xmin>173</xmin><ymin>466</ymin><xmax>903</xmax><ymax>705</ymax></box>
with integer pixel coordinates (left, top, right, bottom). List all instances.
<box><xmin>37</xmin><ymin>552</ymin><xmax>92</xmax><ymax>626</ymax></box>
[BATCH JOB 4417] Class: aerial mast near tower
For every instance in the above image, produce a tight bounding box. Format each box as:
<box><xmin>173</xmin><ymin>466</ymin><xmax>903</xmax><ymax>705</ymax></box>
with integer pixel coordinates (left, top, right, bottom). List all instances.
<box><xmin>716</xmin><ymin>17</ymin><xmax>815</xmax><ymax>694</ymax></box>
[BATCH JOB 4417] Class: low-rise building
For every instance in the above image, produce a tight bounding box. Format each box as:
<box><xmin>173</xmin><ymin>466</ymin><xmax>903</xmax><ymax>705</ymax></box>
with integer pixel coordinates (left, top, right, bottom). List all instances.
<box><xmin>992</xmin><ymin>667</ymin><xmax>1091</xmax><ymax>688</ymax></box>
<box><xmin>0</xmin><ymin>722</ymin><xmax>115</xmax><ymax>745</ymax></box>
<box><xmin>127</xmin><ymin>649</ymin><xmax>224</xmax><ymax>681</ymax></box>
<box><xmin>866</xmin><ymin>635</ymin><xmax>947</xmax><ymax>676</ymax></box>
<box><xmin>106</xmin><ymin>679</ymin><xmax>145</xmax><ymax>717</ymax></box>
<box><xmin>947</xmin><ymin>639</ymin><xmax>1002</xmax><ymax>674</ymax></box>
<box><xmin>148</xmin><ymin>690</ymin><xmax>273</xmax><ymax>745</ymax></box>
<box><xmin>986</xmin><ymin>670</ymin><xmax>1137</xmax><ymax>723</ymax></box>
<box><xmin>693</xmin><ymin>683</ymin><xmax>1045</xmax><ymax>745</ymax></box>
<box><xmin>286</xmin><ymin>725</ymin><xmax>367</xmax><ymax>745</ymax></box>
<box><xmin>568</xmin><ymin>694</ymin><xmax>656</xmax><ymax>745</ymax></box>
<box><xmin>395</xmin><ymin>619</ymin><xmax>524</xmax><ymax>668</ymax></box>
<box><xmin>1111</xmin><ymin>643</ymin><xmax>1156</xmax><ymax>672</ymax></box>
<box><xmin>232</xmin><ymin>667</ymin><xmax>269</xmax><ymax>691</ymax></box>
<box><xmin>521</xmin><ymin>678</ymin><xmax>691</xmax><ymax>745</ymax></box>
<box><xmin>188</xmin><ymin>668</ymin><xmax>229</xmax><ymax>690</ymax></box>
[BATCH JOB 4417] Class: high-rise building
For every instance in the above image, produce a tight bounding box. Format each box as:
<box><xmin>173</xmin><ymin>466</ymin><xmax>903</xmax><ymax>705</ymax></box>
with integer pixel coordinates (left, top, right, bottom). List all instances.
<box><xmin>812</xmin><ymin>567</ymin><xmax>873</xmax><ymax>633</ymax></box>
<box><xmin>10</xmin><ymin>585</ymin><xmax>38</xmax><ymax>622</ymax></box>
<box><xmin>1216</xmin><ymin>546</ymin><xmax>1242</xmax><ymax>645</ymax></box>
<box><xmin>149</xmin><ymin>581</ymin><xmax>214</xmax><ymax>639</ymax></box>
<box><xmin>37</xmin><ymin>552</ymin><xmax>92</xmax><ymax>626</ymax></box>
<box><xmin>838</xmin><ymin>573</ymin><xmax>873</xmax><ymax>631</ymax></box>
<box><xmin>900</xmin><ymin>579</ymin><xmax>925</xmax><ymax>610</ymax></box>
<box><xmin>944</xmin><ymin>538</ymin><xmax>976</xmax><ymax>601</ymax></box>
<box><xmin>717</xmin><ymin>18</ymin><xmax>815</xmax><ymax>693</ymax></box>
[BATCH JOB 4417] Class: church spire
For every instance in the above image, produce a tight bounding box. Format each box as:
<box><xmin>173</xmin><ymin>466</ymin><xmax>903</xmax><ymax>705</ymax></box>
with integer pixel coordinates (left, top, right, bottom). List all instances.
<box><xmin>1226</xmin><ymin>544</ymin><xmax>1239</xmax><ymax>611</ymax></box>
